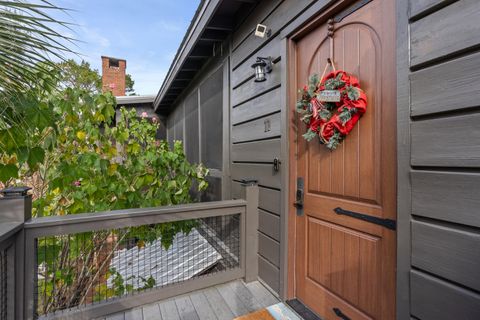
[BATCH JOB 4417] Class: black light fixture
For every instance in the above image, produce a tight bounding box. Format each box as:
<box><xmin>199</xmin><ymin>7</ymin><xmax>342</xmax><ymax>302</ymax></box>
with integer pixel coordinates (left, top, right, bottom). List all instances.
<box><xmin>251</xmin><ymin>56</ymin><xmax>272</xmax><ymax>82</ymax></box>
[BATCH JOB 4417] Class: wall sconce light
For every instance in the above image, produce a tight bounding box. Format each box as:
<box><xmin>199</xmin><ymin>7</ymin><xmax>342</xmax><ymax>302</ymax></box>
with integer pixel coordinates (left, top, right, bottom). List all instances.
<box><xmin>251</xmin><ymin>56</ymin><xmax>273</xmax><ymax>82</ymax></box>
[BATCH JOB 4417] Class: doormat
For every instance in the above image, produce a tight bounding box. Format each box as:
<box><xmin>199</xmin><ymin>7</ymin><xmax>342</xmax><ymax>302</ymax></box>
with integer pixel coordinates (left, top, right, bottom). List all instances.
<box><xmin>285</xmin><ymin>299</ymin><xmax>322</xmax><ymax>320</ymax></box>
<box><xmin>234</xmin><ymin>302</ymin><xmax>303</xmax><ymax>320</ymax></box>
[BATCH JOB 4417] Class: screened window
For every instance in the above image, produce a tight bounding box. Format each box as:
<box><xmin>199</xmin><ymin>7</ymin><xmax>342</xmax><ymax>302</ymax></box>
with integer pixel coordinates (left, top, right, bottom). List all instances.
<box><xmin>184</xmin><ymin>92</ymin><xmax>199</xmax><ymax>163</ymax></box>
<box><xmin>200</xmin><ymin>68</ymin><xmax>223</xmax><ymax>170</ymax></box>
<box><xmin>167</xmin><ymin>117</ymin><xmax>174</xmax><ymax>148</ymax></box>
<box><xmin>173</xmin><ymin>105</ymin><xmax>184</xmax><ymax>142</ymax></box>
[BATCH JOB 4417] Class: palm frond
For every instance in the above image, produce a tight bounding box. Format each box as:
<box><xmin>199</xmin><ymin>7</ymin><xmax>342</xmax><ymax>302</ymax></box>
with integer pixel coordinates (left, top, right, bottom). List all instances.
<box><xmin>0</xmin><ymin>0</ymin><xmax>75</xmax><ymax>97</ymax></box>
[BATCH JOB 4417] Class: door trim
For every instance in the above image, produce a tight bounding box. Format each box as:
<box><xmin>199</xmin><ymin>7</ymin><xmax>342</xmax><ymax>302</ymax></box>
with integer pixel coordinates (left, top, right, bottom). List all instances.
<box><xmin>285</xmin><ymin>4</ymin><xmax>398</xmax><ymax>316</ymax></box>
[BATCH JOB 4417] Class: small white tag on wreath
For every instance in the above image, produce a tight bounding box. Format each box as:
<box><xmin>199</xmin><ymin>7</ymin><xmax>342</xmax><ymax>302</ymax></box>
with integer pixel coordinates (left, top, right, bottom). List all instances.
<box><xmin>317</xmin><ymin>90</ymin><xmax>341</xmax><ymax>102</ymax></box>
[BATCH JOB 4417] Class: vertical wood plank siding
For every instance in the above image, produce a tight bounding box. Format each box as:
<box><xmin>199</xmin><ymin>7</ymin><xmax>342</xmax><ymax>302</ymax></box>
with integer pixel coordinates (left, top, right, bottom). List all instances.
<box><xmin>398</xmin><ymin>0</ymin><xmax>480</xmax><ymax>318</ymax></box>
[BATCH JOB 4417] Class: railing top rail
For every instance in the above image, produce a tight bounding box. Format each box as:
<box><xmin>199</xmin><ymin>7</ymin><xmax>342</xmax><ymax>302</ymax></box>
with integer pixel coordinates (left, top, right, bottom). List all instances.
<box><xmin>23</xmin><ymin>199</ymin><xmax>247</xmax><ymax>238</ymax></box>
<box><xmin>0</xmin><ymin>221</ymin><xmax>23</xmax><ymax>244</ymax></box>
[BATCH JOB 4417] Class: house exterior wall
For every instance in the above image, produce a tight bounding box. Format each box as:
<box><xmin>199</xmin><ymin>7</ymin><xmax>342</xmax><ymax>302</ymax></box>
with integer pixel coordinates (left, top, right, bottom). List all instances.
<box><xmin>164</xmin><ymin>0</ymin><xmax>332</xmax><ymax>298</ymax></box>
<box><xmin>163</xmin><ymin>0</ymin><xmax>480</xmax><ymax>313</ymax></box>
<box><xmin>229</xmin><ymin>0</ymin><xmax>327</xmax><ymax>296</ymax></box>
<box><xmin>397</xmin><ymin>0</ymin><xmax>480</xmax><ymax>319</ymax></box>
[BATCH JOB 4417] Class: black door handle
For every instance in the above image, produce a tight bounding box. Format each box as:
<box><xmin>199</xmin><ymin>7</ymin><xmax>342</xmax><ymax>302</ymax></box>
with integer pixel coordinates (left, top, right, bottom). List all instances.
<box><xmin>333</xmin><ymin>308</ymin><xmax>350</xmax><ymax>320</ymax></box>
<box><xmin>294</xmin><ymin>189</ymin><xmax>303</xmax><ymax>208</ymax></box>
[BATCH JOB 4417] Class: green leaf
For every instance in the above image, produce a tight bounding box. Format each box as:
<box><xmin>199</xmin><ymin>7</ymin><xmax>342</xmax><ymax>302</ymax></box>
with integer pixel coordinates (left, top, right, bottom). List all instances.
<box><xmin>25</xmin><ymin>104</ymin><xmax>54</xmax><ymax>131</ymax></box>
<box><xmin>346</xmin><ymin>85</ymin><xmax>360</xmax><ymax>101</ymax></box>
<box><xmin>302</xmin><ymin>129</ymin><xmax>317</xmax><ymax>141</ymax></box>
<box><xmin>27</xmin><ymin>147</ymin><xmax>45</xmax><ymax>168</ymax></box>
<box><xmin>16</xmin><ymin>147</ymin><xmax>29</xmax><ymax>164</ymax></box>
<box><xmin>0</xmin><ymin>164</ymin><xmax>19</xmax><ymax>182</ymax></box>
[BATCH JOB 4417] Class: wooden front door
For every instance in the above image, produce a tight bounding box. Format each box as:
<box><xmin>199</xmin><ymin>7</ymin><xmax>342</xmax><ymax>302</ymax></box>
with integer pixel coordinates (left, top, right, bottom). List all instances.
<box><xmin>289</xmin><ymin>1</ymin><xmax>396</xmax><ymax>319</ymax></box>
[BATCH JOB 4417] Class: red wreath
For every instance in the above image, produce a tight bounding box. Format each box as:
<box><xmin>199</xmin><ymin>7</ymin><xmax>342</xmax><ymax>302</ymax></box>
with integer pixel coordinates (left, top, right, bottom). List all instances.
<box><xmin>296</xmin><ymin>70</ymin><xmax>367</xmax><ymax>150</ymax></box>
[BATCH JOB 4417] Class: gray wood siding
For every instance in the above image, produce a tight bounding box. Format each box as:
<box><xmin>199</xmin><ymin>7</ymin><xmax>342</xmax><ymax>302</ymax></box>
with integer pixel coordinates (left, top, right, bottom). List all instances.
<box><xmin>229</xmin><ymin>0</ymin><xmax>317</xmax><ymax>295</ymax></box>
<box><xmin>411</xmin><ymin>114</ymin><xmax>480</xmax><ymax>167</ymax></box>
<box><xmin>231</xmin><ymin>87</ymin><xmax>281</xmax><ymax>125</ymax></box>
<box><xmin>258</xmin><ymin>255</ymin><xmax>280</xmax><ymax>293</ymax></box>
<box><xmin>409</xmin><ymin>0</ymin><xmax>454</xmax><ymax>19</ymax></box>
<box><xmin>231</xmin><ymin>0</ymin><xmax>315</xmax><ymax>68</ymax></box>
<box><xmin>410</xmin><ymin>0</ymin><xmax>480</xmax><ymax>68</ymax></box>
<box><xmin>412</xmin><ymin>221</ymin><xmax>480</xmax><ymax>291</ymax></box>
<box><xmin>411</xmin><ymin>171</ymin><xmax>480</xmax><ymax>227</ymax></box>
<box><xmin>258</xmin><ymin>209</ymin><xmax>280</xmax><ymax>241</ymax></box>
<box><xmin>410</xmin><ymin>51</ymin><xmax>480</xmax><ymax>116</ymax></box>
<box><xmin>231</xmin><ymin>163</ymin><xmax>281</xmax><ymax>189</ymax></box>
<box><xmin>398</xmin><ymin>1</ymin><xmax>480</xmax><ymax>318</ymax></box>
<box><xmin>231</xmin><ymin>139</ymin><xmax>281</xmax><ymax>163</ymax></box>
<box><xmin>258</xmin><ymin>232</ymin><xmax>280</xmax><ymax>266</ymax></box>
<box><xmin>410</xmin><ymin>271</ymin><xmax>480</xmax><ymax>320</ymax></box>
<box><xmin>232</xmin><ymin>112</ymin><xmax>281</xmax><ymax>143</ymax></box>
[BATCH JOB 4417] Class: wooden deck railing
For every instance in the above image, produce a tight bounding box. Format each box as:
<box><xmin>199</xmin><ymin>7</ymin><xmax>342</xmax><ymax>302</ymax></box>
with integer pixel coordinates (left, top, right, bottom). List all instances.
<box><xmin>0</xmin><ymin>183</ymin><xmax>259</xmax><ymax>320</ymax></box>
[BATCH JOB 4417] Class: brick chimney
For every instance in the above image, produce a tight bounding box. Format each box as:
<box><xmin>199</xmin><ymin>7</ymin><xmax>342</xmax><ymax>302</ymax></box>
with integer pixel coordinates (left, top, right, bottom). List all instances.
<box><xmin>101</xmin><ymin>56</ymin><xmax>126</xmax><ymax>96</ymax></box>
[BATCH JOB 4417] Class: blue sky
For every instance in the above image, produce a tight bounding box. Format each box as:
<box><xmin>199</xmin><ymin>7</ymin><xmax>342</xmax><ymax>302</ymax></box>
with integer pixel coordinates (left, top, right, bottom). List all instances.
<box><xmin>52</xmin><ymin>0</ymin><xmax>200</xmax><ymax>95</ymax></box>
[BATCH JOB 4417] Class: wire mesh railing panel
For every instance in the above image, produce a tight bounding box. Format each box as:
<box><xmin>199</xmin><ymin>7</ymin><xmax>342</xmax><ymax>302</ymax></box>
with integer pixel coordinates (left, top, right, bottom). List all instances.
<box><xmin>34</xmin><ymin>213</ymin><xmax>240</xmax><ymax>317</ymax></box>
<box><xmin>0</xmin><ymin>248</ymin><xmax>7</xmax><ymax>320</ymax></box>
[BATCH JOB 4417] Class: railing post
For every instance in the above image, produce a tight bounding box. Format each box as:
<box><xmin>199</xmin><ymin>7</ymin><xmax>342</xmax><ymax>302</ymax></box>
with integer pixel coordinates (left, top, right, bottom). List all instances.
<box><xmin>241</xmin><ymin>180</ymin><xmax>259</xmax><ymax>283</ymax></box>
<box><xmin>0</xmin><ymin>187</ymin><xmax>32</xmax><ymax>320</ymax></box>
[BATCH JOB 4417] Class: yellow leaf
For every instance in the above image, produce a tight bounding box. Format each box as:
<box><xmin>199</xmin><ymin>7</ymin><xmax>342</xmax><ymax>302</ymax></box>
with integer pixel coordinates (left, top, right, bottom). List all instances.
<box><xmin>107</xmin><ymin>163</ymin><xmax>118</xmax><ymax>176</ymax></box>
<box><xmin>76</xmin><ymin>131</ymin><xmax>86</xmax><ymax>141</ymax></box>
<box><xmin>108</xmin><ymin>147</ymin><xmax>118</xmax><ymax>156</ymax></box>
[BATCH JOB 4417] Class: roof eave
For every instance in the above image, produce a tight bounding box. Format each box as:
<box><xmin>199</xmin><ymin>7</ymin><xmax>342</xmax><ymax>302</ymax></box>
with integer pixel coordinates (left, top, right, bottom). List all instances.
<box><xmin>153</xmin><ymin>0</ymin><xmax>221</xmax><ymax>112</ymax></box>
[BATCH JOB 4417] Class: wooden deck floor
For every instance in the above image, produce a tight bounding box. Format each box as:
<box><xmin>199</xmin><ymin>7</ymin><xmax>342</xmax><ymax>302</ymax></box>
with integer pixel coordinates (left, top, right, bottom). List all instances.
<box><xmin>103</xmin><ymin>280</ymin><xmax>280</xmax><ymax>320</ymax></box>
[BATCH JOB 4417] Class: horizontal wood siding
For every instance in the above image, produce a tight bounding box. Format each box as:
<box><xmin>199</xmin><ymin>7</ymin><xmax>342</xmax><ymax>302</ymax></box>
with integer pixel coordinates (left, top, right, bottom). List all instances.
<box><xmin>258</xmin><ymin>232</ymin><xmax>280</xmax><ymax>267</ymax></box>
<box><xmin>231</xmin><ymin>139</ymin><xmax>281</xmax><ymax>163</ymax></box>
<box><xmin>410</xmin><ymin>52</ymin><xmax>480</xmax><ymax>116</ymax></box>
<box><xmin>231</xmin><ymin>163</ymin><xmax>281</xmax><ymax>189</ymax></box>
<box><xmin>412</xmin><ymin>221</ymin><xmax>480</xmax><ymax>291</ymax></box>
<box><xmin>258</xmin><ymin>255</ymin><xmax>280</xmax><ymax>293</ymax></box>
<box><xmin>231</xmin><ymin>87</ymin><xmax>281</xmax><ymax>125</ymax></box>
<box><xmin>410</xmin><ymin>271</ymin><xmax>480</xmax><ymax>320</ymax></box>
<box><xmin>231</xmin><ymin>61</ymin><xmax>281</xmax><ymax>107</ymax></box>
<box><xmin>399</xmin><ymin>1</ymin><xmax>480</xmax><ymax>318</ymax></box>
<box><xmin>409</xmin><ymin>0</ymin><xmax>454</xmax><ymax>18</ymax></box>
<box><xmin>232</xmin><ymin>112</ymin><xmax>281</xmax><ymax>143</ymax></box>
<box><xmin>410</xmin><ymin>0</ymin><xmax>480</xmax><ymax>67</ymax></box>
<box><xmin>231</xmin><ymin>183</ymin><xmax>281</xmax><ymax>215</ymax></box>
<box><xmin>231</xmin><ymin>0</ymin><xmax>315</xmax><ymax>68</ymax></box>
<box><xmin>259</xmin><ymin>209</ymin><xmax>280</xmax><ymax>241</ymax></box>
<box><xmin>232</xmin><ymin>38</ymin><xmax>281</xmax><ymax>89</ymax></box>
<box><xmin>411</xmin><ymin>114</ymin><xmax>480</xmax><ymax>167</ymax></box>
<box><xmin>258</xmin><ymin>187</ymin><xmax>281</xmax><ymax>215</ymax></box>
<box><xmin>411</xmin><ymin>171</ymin><xmax>480</xmax><ymax>227</ymax></box>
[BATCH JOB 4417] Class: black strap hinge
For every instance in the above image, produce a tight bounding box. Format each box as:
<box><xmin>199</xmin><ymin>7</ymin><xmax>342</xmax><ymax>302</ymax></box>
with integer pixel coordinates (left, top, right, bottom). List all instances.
<box><xmin>333</xmin><ymin>207</ymin><xmax>396</xmax><ymax>230</ymax></box>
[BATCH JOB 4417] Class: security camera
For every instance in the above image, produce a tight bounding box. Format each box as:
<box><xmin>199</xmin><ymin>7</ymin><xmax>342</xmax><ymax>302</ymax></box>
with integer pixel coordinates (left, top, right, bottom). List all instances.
<box><xmin>255</xmin><ymin>24</ymin><xmax>271</xmax><ymax>38</ymax></box>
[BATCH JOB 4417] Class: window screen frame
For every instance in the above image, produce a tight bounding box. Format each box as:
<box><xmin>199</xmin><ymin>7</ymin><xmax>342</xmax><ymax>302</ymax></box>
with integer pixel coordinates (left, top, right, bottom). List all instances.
<box><xmin>164</xmin><ymin>60</ymin><xmax>230</xmax><ymax>200</ymax></box>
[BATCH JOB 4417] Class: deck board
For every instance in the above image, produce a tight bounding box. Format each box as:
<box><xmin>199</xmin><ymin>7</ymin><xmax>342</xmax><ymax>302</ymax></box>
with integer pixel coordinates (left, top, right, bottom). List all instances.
<box><xmin>142</xmin><ymin>302</ymin><xmax>161</xmax><ymax>320</ymax></box>
<box><xmin>124</xmin><ymin>308</ymin><xmax>143</xmax><ymax>320</ymax></box>
<box><xmin>104</xmin><ymin>280</ymin><xmax>278</xmax><ymax>320</ymax></box>
<box><xmin>203</xmin><ymin>287</ymin><xmax>236</xmax><ymax>320</ymax></box>
<box><xmin>175</xmin><ymin>295</ymin><xmax>200</xmax><ymax>320</ymax></box>
<box><xmin>159</xmin><ymin>299</ymin><xmax>181</xmax><ymax>320</ymax></box>
<box><xmin>190</xmin><ymin>289</ymin><xmax>220</xmax><ymax>320</ymax></box>
<box><xmin>215</xmin><ymin>282</ymin><xmax>250</xmax><ymax>317</ymax></box>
